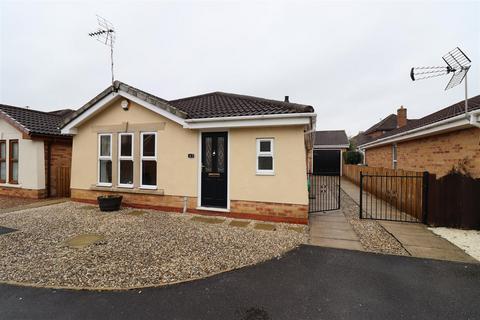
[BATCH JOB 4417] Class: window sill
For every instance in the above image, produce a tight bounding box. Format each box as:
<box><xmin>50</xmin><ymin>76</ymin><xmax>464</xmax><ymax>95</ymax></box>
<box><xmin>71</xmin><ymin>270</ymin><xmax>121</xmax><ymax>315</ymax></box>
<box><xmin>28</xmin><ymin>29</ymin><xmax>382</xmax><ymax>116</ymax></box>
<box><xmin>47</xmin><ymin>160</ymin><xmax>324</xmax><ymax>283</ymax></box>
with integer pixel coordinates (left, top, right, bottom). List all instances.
<box><xmin>90</xmin><ymin>185</ymin><xmax>164</xmax><ymax>195</ymax></box>
<box><xmin>256</xmin><ymin>172</ymin><xmax>275</xmax><ymax>176</ymax></box>
<box><xmin>139</xmin><ymin>186</ymin><xmax>157</xmax><ymax>190</ymax></box>
<box><xmin>117</xmin><ymin>185</ymin><xmax>134</xmax><ymax>189</ymax></box>
<box><xmin>0</xmin><ymin>183</ymin><xmax>22</xmax><ymax>188</ymax></box>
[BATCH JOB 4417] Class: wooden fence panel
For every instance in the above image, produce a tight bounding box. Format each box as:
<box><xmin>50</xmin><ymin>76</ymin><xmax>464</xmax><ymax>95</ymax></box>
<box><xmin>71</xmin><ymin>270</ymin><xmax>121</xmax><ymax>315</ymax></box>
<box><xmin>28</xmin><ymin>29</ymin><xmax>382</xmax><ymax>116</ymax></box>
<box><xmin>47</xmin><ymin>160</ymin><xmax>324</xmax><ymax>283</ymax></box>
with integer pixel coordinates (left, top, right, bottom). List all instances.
<box><xmin>343</xmin><ymin>164</ymin><xmax>424</xmax><ymax>220</ymax></box>
<box><xmin>427</xmin><ymin>173</ymin><xmax>480</xmax><ymax>230</ymax></box>
<box><xmin>56</xmin><ymin>167</ymin><xmax>71</xmax><ymax>198</ymax></box>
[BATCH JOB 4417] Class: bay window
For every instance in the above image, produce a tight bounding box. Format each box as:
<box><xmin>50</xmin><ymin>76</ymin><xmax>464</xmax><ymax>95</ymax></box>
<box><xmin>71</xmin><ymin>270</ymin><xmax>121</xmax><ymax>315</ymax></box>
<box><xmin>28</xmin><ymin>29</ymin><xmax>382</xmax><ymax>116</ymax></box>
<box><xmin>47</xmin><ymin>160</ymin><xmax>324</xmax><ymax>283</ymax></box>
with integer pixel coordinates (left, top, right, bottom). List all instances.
<box><xmin>118</xmin><ymin>133</ymin><xmax>134</xmax><ymax>187</ymax></box>
<box><xmin>256</xmin><ymin>138</ymin><xmax>274</xmax><ymax>175</ymax></box>
<box><xmin>98</xmin><ymin>134</ymin><xmax>112</xmax><ymax>186</ymax></box>
<box><xmin>140</xmin><ymin>132</ymin><xmax>157</xmax><ymax>188</ymax></box>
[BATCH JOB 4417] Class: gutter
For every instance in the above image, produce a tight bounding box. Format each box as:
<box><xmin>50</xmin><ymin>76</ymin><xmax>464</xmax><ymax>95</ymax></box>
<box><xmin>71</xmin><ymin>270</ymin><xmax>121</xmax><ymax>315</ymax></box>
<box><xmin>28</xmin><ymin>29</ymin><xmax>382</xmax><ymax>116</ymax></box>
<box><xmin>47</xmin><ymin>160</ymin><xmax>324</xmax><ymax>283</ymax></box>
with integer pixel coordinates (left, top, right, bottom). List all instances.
<box><xmin>359</xmin><ymin>108</ymin><xmax>480</xmax><ymax>149</ymax></box>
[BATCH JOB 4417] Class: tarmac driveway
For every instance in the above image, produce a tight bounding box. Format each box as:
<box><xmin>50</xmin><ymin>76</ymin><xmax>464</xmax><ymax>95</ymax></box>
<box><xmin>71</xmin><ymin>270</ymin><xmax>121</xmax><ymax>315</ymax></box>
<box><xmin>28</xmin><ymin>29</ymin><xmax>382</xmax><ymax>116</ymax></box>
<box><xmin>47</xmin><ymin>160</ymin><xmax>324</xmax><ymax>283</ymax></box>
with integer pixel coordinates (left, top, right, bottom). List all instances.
<box><xmin>1</xmin><ymin>245</ymin><xmax>479</xmax><ymax>320</ymax></box>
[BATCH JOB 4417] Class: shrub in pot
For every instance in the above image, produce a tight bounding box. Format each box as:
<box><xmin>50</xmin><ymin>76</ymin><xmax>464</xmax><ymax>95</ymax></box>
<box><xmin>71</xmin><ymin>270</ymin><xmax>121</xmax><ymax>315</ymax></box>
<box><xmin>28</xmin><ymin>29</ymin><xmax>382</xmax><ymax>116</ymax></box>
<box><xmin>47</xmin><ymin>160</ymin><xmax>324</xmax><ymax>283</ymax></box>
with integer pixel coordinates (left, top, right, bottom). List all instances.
<box><xmin>97</xmin><ymin>195</ymin><xmax>123</xmax><ymax>212</ymax></box>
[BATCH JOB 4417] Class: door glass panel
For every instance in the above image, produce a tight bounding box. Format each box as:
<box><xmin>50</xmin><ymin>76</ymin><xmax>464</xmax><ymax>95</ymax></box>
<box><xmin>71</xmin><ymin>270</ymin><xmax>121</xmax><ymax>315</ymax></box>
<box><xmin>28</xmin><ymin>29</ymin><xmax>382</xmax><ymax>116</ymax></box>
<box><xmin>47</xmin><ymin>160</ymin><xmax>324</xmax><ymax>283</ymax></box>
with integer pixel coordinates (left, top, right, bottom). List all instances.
<box><xmin>120</xmin><ymin>135</ymin><xmax>132</xmax><ymax>157</ymax></box>
<box><xmin>142</xmin><ymin>134</ymin><xmax>156</xmax><ymax>157</ymax></box>
<box><xmin>204</xmin><ymin>137</ymin><xmax>212</xmax><ymax>173</ymax></box>
<box><xmin>258</xmin><ymin>156</ymin><xmax>273</xmax><ymax>170</ymax></box>
<box><xmin>260</xmin><ymin>140</ymin><xmax>271</xmax><ymax>152</ymax></box>
<box><xmin>0</xmin><ymin>162</ymin><xmax>5</xmax><ymax>180</ymax></box>
<box><xmin>100</xmin><ymin>136</ymin><xmax>111</xmax><ymax>157</ymax></box>
<box><xmin>217</xmin><ymin>137</ymin><xmax>225</xmax><ymax>173</ymax></box>
<box><xmin>99</xmin><ymin>160</ymin><xmax>112</xmax><ymax>183</ymax></box>
<box><xmin>142</xmin><ymin>160</ymin><xmax>157</xmax><ymax>186</ymax></box>
<box><xmin>119</xmin><ymin>160</ymin><xmax>133</xmax><ymax>185</ymax></box>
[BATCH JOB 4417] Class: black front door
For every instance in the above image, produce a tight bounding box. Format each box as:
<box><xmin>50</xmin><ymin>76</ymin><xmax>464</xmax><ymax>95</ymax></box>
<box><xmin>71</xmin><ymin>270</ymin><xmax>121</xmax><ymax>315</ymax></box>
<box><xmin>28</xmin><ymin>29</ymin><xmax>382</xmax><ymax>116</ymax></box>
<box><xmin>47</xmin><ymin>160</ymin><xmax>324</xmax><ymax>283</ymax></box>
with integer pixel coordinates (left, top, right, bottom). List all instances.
<box><xmin>201</xmin><ymin>132</ymin><xmax>228</xmax><ymax>208</ymax></box>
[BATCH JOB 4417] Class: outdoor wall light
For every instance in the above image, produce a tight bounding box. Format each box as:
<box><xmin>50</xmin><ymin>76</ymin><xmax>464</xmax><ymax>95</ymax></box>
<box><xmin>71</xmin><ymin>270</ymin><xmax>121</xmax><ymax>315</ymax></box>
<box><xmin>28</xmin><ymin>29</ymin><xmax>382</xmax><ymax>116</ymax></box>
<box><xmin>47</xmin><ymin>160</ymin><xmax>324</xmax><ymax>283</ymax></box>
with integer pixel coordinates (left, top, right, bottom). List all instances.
<box><xmin>121</xmin><ymin>99</ymin><xmax>129</xmax><ymax>111</ymax></box>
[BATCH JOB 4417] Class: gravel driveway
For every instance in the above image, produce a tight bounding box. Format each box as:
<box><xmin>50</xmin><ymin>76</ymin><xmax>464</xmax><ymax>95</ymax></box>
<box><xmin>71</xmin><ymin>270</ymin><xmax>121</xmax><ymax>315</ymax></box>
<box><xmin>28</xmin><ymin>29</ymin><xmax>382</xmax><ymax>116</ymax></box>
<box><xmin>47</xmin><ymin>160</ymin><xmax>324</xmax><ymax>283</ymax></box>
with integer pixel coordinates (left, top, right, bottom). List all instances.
<box><xmin>0</xmin><ymin>202</ymin><xmax>306</xmax><ymax>289</ymax></box>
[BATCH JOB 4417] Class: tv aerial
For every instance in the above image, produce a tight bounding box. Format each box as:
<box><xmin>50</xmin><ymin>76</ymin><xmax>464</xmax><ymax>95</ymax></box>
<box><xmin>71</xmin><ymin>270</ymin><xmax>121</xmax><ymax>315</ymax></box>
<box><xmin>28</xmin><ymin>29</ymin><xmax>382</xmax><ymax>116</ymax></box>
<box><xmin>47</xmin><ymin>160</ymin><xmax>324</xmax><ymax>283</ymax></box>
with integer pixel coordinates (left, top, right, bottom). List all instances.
<box><xmin>88</xmin><ymin>15</ymin><xmax>116</xmax><ymax>86</ymax></box>
<box><xmin>410</xmin><ymin>47</ymin><xmax>471</xmax><ymax>115</ymax></box>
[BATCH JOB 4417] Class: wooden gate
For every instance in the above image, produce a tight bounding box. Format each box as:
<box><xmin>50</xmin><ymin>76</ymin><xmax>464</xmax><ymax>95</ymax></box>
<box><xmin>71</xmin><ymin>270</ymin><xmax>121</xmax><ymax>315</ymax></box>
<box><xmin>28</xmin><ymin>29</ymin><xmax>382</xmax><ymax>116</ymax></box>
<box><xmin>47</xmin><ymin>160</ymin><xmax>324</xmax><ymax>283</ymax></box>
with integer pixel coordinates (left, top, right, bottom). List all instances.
<box><xmin>55</xmin><ymin>167</ymin><xmax>71</xmax><ymax>197</ymax></box>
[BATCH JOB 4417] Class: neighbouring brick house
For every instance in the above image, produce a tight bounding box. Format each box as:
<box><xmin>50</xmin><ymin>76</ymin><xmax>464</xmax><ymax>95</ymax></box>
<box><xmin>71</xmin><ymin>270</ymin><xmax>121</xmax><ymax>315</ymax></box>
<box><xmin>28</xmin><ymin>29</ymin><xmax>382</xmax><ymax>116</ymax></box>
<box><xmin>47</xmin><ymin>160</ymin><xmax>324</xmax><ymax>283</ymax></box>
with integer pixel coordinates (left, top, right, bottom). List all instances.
<box><xmin>357</xmin><ymin>95</ymin><xmax>480</xmax><ymax>178</ymax></box>
<box><xmin>352</xmin><ymin>106</ymin><xmax>417</xmax><ymax>147</ymax></box>
<box><xmin>61</xmin><ymin>81</ymin><xmax>316</xmax><ymax>224</ymax></box>
<box><xmin>0</xmin><ymin>104</ymin><xmax>73</xmax><ymax>198</ymax></box>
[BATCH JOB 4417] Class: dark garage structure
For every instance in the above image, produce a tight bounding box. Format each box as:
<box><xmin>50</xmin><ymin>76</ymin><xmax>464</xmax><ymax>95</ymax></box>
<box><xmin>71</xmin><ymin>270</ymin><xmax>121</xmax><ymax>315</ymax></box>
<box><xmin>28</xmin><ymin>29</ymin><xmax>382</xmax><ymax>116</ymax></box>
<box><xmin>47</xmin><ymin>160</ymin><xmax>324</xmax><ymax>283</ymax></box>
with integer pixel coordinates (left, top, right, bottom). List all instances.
<box><xmin>313</xmin><ymin>130</ymin><xmax>349</xmax><ymax>175</ymax></box>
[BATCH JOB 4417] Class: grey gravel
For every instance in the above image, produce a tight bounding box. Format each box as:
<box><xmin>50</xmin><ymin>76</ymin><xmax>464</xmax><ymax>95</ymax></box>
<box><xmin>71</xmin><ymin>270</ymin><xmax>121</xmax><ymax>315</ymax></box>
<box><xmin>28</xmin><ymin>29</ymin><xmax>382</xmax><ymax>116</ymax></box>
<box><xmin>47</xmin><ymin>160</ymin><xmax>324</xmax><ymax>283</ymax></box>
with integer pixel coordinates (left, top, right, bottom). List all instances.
<box><xmin>340</xmin><ymin>191</ymin><xmax>409</xmax><ymax>256</ymax></box>
<box><xmin>0</xmin><ymin>202</ymin><xmax>307</xmax><ymax>289</ymax></box>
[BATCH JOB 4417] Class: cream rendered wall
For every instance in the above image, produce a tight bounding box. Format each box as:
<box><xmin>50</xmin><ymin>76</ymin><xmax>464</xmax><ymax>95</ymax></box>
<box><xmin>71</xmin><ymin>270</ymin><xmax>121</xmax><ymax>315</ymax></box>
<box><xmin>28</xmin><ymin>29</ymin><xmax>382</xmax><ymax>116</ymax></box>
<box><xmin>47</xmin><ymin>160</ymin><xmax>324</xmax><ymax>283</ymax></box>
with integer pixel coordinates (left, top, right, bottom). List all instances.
<box><xmin>70</xmin><ymin>100</ymin><xmax>198</xmax><ymax>197</ymax></box>
<box><xmin>0</xmin><ymin>119</ymin><xmax>45</xmax><ymax>190</ymax></box>
<box><xmin>229</xmin><ymin>126</ymin><xmax>308</xmax><ymax>205</ymax></box>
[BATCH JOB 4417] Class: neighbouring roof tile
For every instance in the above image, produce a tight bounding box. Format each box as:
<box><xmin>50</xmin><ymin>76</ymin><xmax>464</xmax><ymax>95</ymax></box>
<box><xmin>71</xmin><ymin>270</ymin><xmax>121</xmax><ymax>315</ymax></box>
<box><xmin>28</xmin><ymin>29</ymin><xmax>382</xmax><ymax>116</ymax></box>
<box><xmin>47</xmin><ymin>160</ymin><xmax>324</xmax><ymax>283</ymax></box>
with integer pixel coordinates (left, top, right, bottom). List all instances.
<box><xmin>314</xmin><ymin>130</ymin><xmax>349</xmax><ymax>146</ymax></box>
<box><xmin>0</xmin><ymin>104</ymin><xmax>72</xmax><ymax>137</ymax></box>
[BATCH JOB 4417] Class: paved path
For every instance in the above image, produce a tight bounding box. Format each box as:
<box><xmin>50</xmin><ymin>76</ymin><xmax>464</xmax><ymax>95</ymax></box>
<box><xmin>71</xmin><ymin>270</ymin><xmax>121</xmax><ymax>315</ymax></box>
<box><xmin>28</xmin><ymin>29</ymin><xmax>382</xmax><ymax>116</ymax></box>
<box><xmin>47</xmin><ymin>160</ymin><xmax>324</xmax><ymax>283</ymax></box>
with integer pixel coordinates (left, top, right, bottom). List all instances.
<box><xmin>0</xmin><ymin>198</ymin><xmax>68</xmax><ymax>216</ymax></box>
<box><xmin>309</xmin><ymin>211</ymin><xmax>364</xmax><ymax>251</ymax></box>
<box><xmin>340</xmin><ymin>178</ymin><xmax>476</xmax><ymax>263</ymax></box>
<box><xmin>0</xmin><ymin>246</ymin><xmax>479</xmax><ymax>320</ymax></box>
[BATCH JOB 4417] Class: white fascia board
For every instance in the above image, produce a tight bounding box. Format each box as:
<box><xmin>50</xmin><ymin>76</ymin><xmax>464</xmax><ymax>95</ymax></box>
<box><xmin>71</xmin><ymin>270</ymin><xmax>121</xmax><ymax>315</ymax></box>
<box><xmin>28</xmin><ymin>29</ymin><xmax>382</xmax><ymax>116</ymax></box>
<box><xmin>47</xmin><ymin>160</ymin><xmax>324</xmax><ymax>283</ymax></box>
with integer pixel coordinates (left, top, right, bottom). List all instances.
<box><xmin>118</xmin><ymin>91</ymin><xmax>187</xmax><ymax>127</ymax></box>
<box><xmin>186</xmin><ymin>117</ymin><xmax>311</xmax><ymax>129</ymax></box>
<box><xmin>61</xmin><ymin>92</ymin><xmax>118</xmax><ymax>134</ymax></box>
<box><xmin>359</xmin><ymin>115</ymin><xmax>471</xmax><ymax>149</ymax></box>
<box><xmin>61</xmin><ymin>90</ymin><xmax>188</xmax><ymax>135</ymax></box>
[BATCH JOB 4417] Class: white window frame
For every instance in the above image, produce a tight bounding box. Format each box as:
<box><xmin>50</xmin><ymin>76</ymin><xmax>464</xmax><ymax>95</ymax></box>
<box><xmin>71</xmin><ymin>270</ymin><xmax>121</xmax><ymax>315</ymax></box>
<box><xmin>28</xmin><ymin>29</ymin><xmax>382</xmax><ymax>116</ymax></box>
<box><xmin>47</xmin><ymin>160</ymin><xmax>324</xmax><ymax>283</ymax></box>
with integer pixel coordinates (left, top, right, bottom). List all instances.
<box><xmin>98</xmin><ymin>133</ymin><xmax>113</xmax><ymax>187</ymax></box>
<box><xmin>140</xmin><ymin>132</ymin><xmax>158</xmax><ymax>189</ymax></box>
<box><xmin>118</xmin><ymin>133</ymin><xmax>134</xmax><ymax>188</ymax></box>
<box><xmin>256</xmin><ymin>138</ymin><xmax>274</xmax><ymax>175</ymax></box>
<box><xmin>392</xmin><ymin>143</ymin><xmax>398</xmax><ymax>169</ymax></box>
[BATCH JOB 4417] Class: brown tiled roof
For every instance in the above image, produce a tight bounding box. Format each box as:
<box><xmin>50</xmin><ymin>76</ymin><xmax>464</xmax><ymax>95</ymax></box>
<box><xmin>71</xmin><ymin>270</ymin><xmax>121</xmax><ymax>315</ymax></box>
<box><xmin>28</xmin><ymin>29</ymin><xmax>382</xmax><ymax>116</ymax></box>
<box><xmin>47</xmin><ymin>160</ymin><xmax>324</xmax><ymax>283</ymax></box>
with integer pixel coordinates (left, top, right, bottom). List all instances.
<box><xmin>364</xmin><ymin>114</ymin><xmax>397</xmax><ymax>134</ymax></box>
<box><xmin>0</xmin><ymin>104</ymin><xmax>68</xmax><ymax>137</ymax></box>
<box><xmin>361</xmin><ymin>95</ymin><xmax>480</xmax><ymax>146</ymax></box>
<box><xmin>62</xmin><ymin>81</ymin><xmax>313</xmax><ymax>128</ymax></box>
<box><xmin>170</xmin><ymin>92</ymin><xmax>314</xmax><ymax>119</ymax></box>
<box><xmin>314</xmin><ymin>130</ymin><xmax>349</xmax><ymax>146</ymax></box>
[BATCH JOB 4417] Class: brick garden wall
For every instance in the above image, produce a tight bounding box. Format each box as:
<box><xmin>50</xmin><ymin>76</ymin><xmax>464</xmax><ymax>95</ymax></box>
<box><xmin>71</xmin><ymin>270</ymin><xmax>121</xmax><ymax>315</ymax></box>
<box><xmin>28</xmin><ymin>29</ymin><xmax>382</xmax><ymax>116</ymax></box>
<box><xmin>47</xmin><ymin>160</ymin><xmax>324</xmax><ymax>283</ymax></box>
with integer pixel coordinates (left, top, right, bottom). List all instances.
<box><xmin>71</xmin><ymin>189</ymin><xmax>308</xmax><ymax>224</ymax></box>
<box><xmin>365</xmin><ymin>127</ymin><xmax>480</xmax><ymax>178</ymax></box>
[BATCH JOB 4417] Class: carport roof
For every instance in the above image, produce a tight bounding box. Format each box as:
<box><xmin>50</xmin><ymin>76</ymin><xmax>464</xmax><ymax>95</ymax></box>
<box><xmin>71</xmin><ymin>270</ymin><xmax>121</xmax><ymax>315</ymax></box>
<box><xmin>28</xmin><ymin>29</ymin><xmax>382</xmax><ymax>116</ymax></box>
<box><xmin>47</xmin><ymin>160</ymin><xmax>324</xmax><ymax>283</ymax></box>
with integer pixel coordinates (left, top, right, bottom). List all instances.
<box><xmin>314</xmin><ymin>130</ymin><xmax>349</xmax><ymax>147</ymax></box>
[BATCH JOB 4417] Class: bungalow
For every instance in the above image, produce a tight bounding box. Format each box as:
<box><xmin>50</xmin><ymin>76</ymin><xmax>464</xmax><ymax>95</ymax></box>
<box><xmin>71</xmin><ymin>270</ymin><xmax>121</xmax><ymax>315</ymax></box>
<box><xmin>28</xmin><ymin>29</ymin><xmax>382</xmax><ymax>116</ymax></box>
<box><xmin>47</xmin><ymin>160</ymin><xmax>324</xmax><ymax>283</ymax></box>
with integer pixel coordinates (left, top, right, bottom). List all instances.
<box><xmin>61</xmin><ymin>81</ymin><xmax>316</xmax><ymax>224</ymax></box>
<box><xmin>0</xmin><ymin>104</ymin><xmax>73</xmax><ymax>198</ymax></box>
<box><xmin>358</xmin><ymin>95</ymin><xmax>480</xmax><ymax>178</ymax></box>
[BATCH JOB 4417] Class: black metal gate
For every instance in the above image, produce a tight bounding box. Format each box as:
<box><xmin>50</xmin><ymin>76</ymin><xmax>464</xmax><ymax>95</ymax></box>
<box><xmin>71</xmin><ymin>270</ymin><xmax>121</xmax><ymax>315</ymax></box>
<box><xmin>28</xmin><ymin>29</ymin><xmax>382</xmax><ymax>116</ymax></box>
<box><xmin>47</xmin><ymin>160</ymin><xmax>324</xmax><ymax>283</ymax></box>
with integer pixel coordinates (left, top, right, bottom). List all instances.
<box><xmin>308</xmin><ymin>173</ymin><xmax>341</xmax><ymax>212</ymax></box>
<box><xmin>359</xmin><ymin>172</ymin><xmax>428</xmax><ymax>223</ymax></box>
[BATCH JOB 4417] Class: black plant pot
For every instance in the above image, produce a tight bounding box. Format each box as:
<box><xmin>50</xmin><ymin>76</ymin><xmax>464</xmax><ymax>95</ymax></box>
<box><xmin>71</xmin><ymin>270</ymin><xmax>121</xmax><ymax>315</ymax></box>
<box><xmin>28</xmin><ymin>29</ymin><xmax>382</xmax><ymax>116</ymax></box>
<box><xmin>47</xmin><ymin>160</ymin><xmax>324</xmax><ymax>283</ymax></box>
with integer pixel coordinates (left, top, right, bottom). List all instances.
<box><xmin>97</xmin><ymin>195</ymin><xmax>123</xmax><ymax>212</ymax></box>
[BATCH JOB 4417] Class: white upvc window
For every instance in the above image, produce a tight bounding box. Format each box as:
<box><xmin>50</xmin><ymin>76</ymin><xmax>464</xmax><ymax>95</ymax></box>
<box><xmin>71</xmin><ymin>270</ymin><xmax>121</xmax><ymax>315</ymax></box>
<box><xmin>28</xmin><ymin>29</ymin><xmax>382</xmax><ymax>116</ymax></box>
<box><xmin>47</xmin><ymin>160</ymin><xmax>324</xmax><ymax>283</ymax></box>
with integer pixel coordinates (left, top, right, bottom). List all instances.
<box><xmin>140</xmin><ymin>132</ymin><xmax>157</xmax><ymax>189</ymax></box>
<box><xmin>118</xmin><ymin>133</ymin><xmax>134</xmax><ymax>188</ymax></box>
<box><xmin>392</xmin><ymin>143</ymin><xmax>398</xmax><ymax>169</ymax></box>
<box><xmin>98</xmin><ymin>134</ymin><xmax>113</xmax><ymax>186</ymax></box>
<box><xmin>256</xmin><ymin>138</ymin><xmax>274</xmax><ymax>175</ymax></box>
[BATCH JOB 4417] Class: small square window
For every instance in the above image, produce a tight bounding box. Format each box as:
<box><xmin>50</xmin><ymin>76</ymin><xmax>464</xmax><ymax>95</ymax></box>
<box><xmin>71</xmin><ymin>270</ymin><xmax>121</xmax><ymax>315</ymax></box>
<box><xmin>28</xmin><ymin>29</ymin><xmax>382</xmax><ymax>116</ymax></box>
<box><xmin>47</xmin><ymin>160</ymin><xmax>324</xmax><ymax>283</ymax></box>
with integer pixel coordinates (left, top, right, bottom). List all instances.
<box><xmin>256</xmin><ymin>138</ymin><xmax>274</xmax><ymax>175</ymax></box>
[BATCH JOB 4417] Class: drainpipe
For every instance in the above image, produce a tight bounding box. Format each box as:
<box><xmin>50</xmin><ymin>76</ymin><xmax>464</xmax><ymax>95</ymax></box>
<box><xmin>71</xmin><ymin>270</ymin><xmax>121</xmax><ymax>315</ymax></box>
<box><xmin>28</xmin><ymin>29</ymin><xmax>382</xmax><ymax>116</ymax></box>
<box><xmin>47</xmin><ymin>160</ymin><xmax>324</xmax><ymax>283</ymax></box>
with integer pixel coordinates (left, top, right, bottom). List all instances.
<box><xmin>46</xmin><ymin>141</ymin><xmax>52</xmax><ymax>198</ymax></box>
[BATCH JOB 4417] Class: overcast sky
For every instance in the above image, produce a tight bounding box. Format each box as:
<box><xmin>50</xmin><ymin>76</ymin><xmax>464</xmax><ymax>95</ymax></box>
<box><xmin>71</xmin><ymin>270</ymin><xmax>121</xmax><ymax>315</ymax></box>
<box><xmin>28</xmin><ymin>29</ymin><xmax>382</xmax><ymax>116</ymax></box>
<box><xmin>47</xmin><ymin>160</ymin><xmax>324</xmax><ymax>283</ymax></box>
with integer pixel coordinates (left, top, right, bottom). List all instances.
<box><xmin>1</xmin><ymin>0</ymin><xmax>478</xmax><ymax>135</ymax></box>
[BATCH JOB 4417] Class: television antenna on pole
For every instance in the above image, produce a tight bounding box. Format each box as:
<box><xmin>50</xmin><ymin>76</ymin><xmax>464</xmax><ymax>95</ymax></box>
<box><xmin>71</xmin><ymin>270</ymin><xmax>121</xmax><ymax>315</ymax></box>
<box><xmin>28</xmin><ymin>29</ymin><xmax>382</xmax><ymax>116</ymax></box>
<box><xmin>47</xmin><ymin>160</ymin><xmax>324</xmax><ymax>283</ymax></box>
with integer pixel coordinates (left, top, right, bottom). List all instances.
<box><xmin>410</xmin><ymin>47</ymin><xmax>471</xmax><ymax>116</ymax></box>
<box><xmin>88</xmin><ymin>15</ymin><xmax>116</xmax><ymax>86</ymax></box>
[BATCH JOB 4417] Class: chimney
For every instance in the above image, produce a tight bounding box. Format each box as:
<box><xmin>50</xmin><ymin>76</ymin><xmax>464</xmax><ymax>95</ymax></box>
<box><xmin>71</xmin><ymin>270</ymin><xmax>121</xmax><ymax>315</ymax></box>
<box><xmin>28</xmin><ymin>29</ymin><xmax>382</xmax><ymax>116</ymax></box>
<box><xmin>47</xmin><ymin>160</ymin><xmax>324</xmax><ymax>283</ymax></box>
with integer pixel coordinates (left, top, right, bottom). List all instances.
<box><xmin>284</xmin><ymin>96</ymin><xmax>289</xmax><ymax>103</ymax></box>
<box><xmin>397</xmin><ymin>106</ymin><xmax>407</xmax><ymax>128</ymax></box>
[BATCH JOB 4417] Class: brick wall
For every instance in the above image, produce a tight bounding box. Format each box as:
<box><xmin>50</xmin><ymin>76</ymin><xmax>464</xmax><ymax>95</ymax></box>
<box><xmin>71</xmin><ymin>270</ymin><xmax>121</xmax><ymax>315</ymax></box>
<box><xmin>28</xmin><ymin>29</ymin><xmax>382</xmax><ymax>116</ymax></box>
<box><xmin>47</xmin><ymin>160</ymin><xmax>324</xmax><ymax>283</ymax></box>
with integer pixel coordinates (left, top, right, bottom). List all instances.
<box><xmin>71</xmin><ymin>189</ymin><xmax>308</xmax><ymax>224</ymax></box>
<box><xmin>365</xmin><ymin>127</ymin><xmax>480</xmax><ymax>178</ymax></box>
<box><xmin>0</xmin><ymin>186</ymin><xmax>45</xmax><ymax>199</ymax></box>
